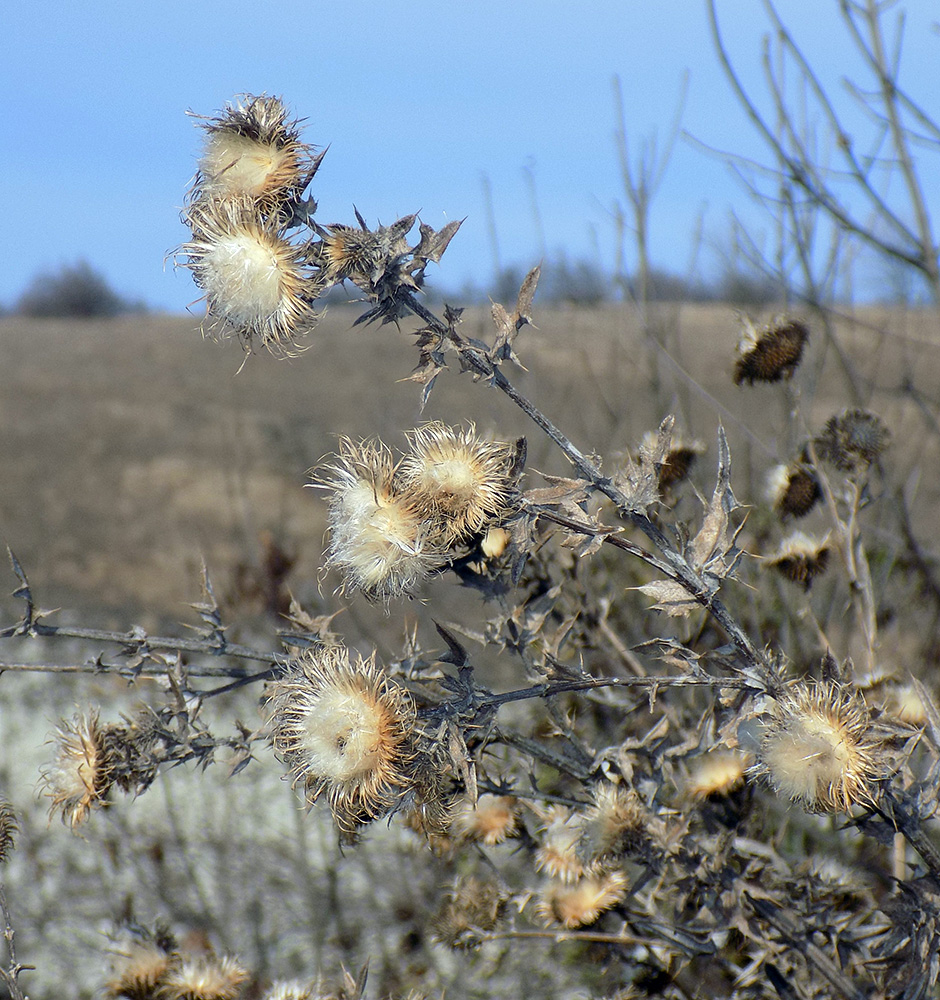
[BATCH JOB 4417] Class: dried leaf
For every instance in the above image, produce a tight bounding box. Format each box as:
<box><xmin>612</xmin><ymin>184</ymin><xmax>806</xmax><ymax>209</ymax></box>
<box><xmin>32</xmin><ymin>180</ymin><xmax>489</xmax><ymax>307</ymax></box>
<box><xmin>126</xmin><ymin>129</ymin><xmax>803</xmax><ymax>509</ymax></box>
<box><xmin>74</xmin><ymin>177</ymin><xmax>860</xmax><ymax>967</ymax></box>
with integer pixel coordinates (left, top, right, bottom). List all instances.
<box><xmin>635</xmin><ymin>580</ymin><xmax>700</xmax><ymax>618</ymax></box>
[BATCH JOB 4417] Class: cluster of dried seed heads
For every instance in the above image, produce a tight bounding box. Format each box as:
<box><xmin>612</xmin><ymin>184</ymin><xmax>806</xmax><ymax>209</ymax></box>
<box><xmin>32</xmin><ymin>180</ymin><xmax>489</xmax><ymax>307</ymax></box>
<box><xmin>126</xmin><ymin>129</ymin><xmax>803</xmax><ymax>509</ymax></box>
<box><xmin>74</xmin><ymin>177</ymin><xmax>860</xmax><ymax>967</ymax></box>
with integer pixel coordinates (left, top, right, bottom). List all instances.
<box><xmin>314</xmin><ymin>423</ymin><xmax>521</xmax><ymax>601</ymax></box>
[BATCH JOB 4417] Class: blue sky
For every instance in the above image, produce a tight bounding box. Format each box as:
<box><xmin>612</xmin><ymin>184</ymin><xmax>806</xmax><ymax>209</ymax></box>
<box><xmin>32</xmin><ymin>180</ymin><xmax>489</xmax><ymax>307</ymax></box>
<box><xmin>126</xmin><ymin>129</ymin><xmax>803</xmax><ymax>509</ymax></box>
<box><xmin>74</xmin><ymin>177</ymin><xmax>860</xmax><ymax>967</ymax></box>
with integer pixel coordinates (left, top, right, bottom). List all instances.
<box><xmin>5</xmin><ymin>2</ymin><xmax>938</xmax><ymax>311</ymax></box>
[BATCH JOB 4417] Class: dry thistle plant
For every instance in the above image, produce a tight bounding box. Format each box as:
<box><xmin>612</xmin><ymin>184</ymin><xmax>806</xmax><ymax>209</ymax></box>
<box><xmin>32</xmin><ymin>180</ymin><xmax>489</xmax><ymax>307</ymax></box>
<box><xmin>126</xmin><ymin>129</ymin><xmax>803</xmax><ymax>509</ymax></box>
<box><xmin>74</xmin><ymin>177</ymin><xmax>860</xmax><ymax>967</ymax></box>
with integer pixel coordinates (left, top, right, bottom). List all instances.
<box><xmin>5</xmin><ymin>90</ymin><xmax>940</xmax><ymax>1000</ymax></box>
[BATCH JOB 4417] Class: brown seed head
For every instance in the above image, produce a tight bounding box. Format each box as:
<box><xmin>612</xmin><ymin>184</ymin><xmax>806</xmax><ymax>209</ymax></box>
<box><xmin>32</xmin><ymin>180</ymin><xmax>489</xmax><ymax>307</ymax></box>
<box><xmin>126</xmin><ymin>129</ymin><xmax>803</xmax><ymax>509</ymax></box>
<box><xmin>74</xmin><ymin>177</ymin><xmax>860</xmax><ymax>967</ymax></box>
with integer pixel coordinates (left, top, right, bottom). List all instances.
<box><xmin>533</xmin><ymin>806</ymin><xmax>585</xmax><ymax>883</ymax></box>
<box><xmin>267</xmin><ymin>645</ymin><xmax>416</xmax><ymax>839</ymax></box>
<box><xmin>536</xmin><ymin>869</ymin><xmax>628</xmax><ymax>929</ymax></box>
<box><xmin>159</xmin><ymin>954</ymin><xmax>249</xmax><ymax>1000</ymax></box>
<box><xmin>766</xmin><ymin>531</ymin><xmax>831</xmax><ymax>590</ymax></box>
<box><xmin>766</xmin><ymin>461</ymin><xmax>822</xmax><ymax>520</ymax></box>
<box><xmin>687</xmin><ymin>751</ymin><xmax>749</xmax><ymax>799</ymax></box>
<box><xmin>105</xmin><ymin>939</ymin><xmax>177</xmax><ymax>1000</ymax></box>
<box><xmin>263</xmin><ymin>982</ymin><xmax>319</xmax><ymax>1000</ymax></box>
<box><xmin>180</xmin><ymin>199</ymin><xmax>319</xmax><ymax>354</ymax></box>
<box><xmin>399</xmin><ymin>422</ymin><xmax>519</xmax><ymax>543</ymax></box>
<box><xmin>578</xmin><ymin>782</ymin><xmax>649</xmax><ymax>864</ymax></box>
<box><xmin>451</xmin><ymin>794</ymin><xmax>520</xmax><ymax>845</ymax></box>
<box><xmin>433</xmin><ymin>875</ymin><xmax>506</xmax><ymax>949</ymax></box>
<box><xmin>41</xmin><ymin>712</ymin><xmax>113</xmax><ymax>827</ymax></box>
<box><xmin>815</xmin><ymin>408</ymin><xmax>890</xmax><ymax>472</ymax></box>
<box><xmin>315</xmin><ymin>438</ymin><xmax>447</xmax><ymax>601</ymax></box>
<box><xmin>733</xmin><ymin>316</ymin><xmax>809</xmax><ymax>385</ymax></box>
<box><xmin>754</xmin><ymin>678</ymin><xmax>883</xmax><ymax>813</ymax></box>
<box><xmin>194</xmin><ymin>94</ymin><xmax>316</xmax><ymax>207</ymax></box>
<box><xmin>639</xmin><ymin>430</ymin><xmax>705</xmax><ymax>495</ymax></box>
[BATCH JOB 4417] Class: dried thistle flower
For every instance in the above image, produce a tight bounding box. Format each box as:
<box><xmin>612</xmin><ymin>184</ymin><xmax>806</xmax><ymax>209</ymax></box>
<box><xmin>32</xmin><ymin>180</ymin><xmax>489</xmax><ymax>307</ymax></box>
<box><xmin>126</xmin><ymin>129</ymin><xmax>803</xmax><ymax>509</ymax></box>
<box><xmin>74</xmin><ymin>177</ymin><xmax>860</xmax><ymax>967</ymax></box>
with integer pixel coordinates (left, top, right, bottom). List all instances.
<box><xmin>312</xmin><ymin>218</ymin><xmax>413</xmax><ymax>290</ymax></box>
<box><xmin>578</xmin><ymin>782</ymin><xmax>649</xmax><ymax>864</ymax></box>
<box><xmin>535</xmin><ymin>869</ymin><xmax>628</xmax><ymax>929</ymax></box>
<box><xmin>399</xmin><ymin>422</ymin><xmax>519</xmax><ymax>543</ymax></box>
<box><xmin>105</xmin><ymin>938</ymin><xmax>177</xmax><ymax>1000</ymax></box>
<box><xmin>193</xmin><ymin>94</ymin><xmax>317</xmax><ymax>207</ymax></box>
<box><xmin>181</xmin><ymin>199</ymin><xmax>319</xmax><ymax>354</ymax></box>
<box><xmin>765</xmin><ymin>461</ymin><xmax>821</xmax><ymax>520</ymax></box>
<box><xmin>41</xmin><ymin>712</ymin><xmax>113</xmax><ymax>827</ymax></box>
<box><xmin>766</xmin><ymin>531</ymin><xmax>831</xmax><ymax>590</ymax></box>
<box><xmin>885</xmin><ymin>683</ymin><xmax>928</xmax><ymax>726</ymax></box>
<box><xmin>814</xmin><ymin>408</ymin><xmax>891</xmax><ymax>472</ymax></box>
<box><xmin>480</xmin><ymin>525</ymin><xmax>511</xmax><ymax>559</ymax></box>
<box><xmin>754</xmin><ymin>678</ymin><xmax>884</xmax><ymax>813</ymax></box>
<box><xmin>687</xmin><ymin>751</ymin><xmax>749</xmax><ymax>799</ymax></box>
<box><xmin>315</xmin><ymin>438</ymin><xmax>447</xmax><ymax>601</ymax></box>
<box><xmin>433</xmin><ymin>875</ymin><xmax>506</xmax><ymax>949</ymax></box>
<box><xmin>160</xmin><ymin>954</ymin><xmax>249</xmax><ymax>1000</ymax></box>
<box><xmin>533</xmin><ymin>806</ymin><xmax>585</xmax><ymax>883</ymax></box>
<box><xmin>451</xmin><ymin>794</ymin><xmax>520</xmax><ymax>845</ymax></box>
<box><xmin>0</xmin><ymin>799</ymin><xmax>15</xmax><ymax>863</ymax></box>
<box><xmin>733</xmin><ymin>315</ymin><xmax>809</xmax><ymax>385</ymax></box>
<box><xmin>268</xmin><ymin>645</ymin><xmax>416</xmax><ymax>839</ymax></box>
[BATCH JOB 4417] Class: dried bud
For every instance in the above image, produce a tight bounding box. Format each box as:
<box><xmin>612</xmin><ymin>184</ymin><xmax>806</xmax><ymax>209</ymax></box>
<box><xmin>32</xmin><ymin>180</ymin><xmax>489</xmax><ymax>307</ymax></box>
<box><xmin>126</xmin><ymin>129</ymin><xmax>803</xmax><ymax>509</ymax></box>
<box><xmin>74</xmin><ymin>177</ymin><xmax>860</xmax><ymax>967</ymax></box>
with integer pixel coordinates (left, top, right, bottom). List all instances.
<box><xmin>687</xmin><ymin>751</ymin><xmax>749</xmax><ymax>799</ymax></box>
<box><xmin>181</xmin><ymin>199</ymin><xmax>319</xmax><ymax>354</ymax></box>
<box><xmin>267</xmin><ymin>645</ymin><xmax>416</xmax><ymax>839</ymax></box>
<box><xmin>766</xmin><ymin>531</ymin><xmax>831</xmax><ymax>590</ymax></box>
<box><xmin>399</xmin><ymin>422</ymin><xmax>519</xmax><ymax>544</ymax></box>
<box><xmin>814</xmin><ymin>408</ymin><xmax>890</xmax><ymax>472</ymax></box>
<box><xmin>451</xmin><ymin>794</ymin><xmax>519</xmax><ymax>845</ymax></box>
<box><xmin>433</xmin><ymin>875</ymin><xmax>506</xmax><ymax>949</ymax></box>
<box><xmin>733</xmin><ymin>316</ymin><xmax>809</xmax><ymax>385</ymax></box>
<box><xmin>193</xmin><ymin>94</ymin><xmax>318</xmax><ymax>208</ymax></box>
<box><xmin>160</xmin><ymin>954</ymin><xmax>249</xmax><ymax>1000</ymax></box>
<box><xmin>535</xmin><ymin>869</ymin><xmax>628</xmax><ymax>929</ymax></box>
<box><xmin>41</xmin><ymin>712</ymin><xmax>113</xmax><ymax>827</ymax></box>
<box><xmin>314</xmin><ymin>438</ymin><xmax>447</xmax><ymax>601</ymax></box>
<box><xmin>765</xmin><ymin>461</ymin><xmax>821</xmax><ymax>520</ymax></box>
<box><xmin>754</xmin><ymin>678</ymin><xmax>883</xmax><ymax>813</ymax></box>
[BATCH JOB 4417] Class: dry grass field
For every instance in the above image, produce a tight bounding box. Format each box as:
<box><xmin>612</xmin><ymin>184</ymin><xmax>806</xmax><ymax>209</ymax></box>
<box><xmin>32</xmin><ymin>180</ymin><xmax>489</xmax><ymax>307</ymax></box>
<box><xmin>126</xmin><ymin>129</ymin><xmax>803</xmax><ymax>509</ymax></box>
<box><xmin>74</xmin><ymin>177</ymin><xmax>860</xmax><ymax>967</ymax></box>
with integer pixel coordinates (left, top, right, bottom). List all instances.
<box><xmin>3</xmin><ymin>299</ymin><xmax>940</xmax><ymax>998</ymax></box>
<box><xmin>2</xmin><ymin>301</ymin><xmax>937</xmax><ymax>631</ymax></box>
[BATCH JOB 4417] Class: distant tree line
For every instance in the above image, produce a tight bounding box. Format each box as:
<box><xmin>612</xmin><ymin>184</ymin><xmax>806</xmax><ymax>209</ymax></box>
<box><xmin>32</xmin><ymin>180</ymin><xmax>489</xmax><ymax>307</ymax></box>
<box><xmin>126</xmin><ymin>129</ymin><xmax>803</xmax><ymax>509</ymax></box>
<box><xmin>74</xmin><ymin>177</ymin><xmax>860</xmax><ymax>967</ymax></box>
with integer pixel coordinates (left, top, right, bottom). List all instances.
<box><xmin>10</xmin><ymin>260</ymin><xmax>146</xmax><ymax>318</ymax></box>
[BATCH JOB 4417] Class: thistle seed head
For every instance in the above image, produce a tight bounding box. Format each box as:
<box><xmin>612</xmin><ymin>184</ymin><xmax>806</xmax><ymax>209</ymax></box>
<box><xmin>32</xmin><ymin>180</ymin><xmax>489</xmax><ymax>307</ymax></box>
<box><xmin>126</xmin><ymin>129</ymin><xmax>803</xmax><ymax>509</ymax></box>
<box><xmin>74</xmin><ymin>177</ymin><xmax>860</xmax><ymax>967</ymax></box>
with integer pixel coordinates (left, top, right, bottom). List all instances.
<box><xmin>263</xmin><ymin>982</ymin><xmax>319</xmax><ymax>1000</ymax></box>
<box><xmin>535</xmin><ymin>869</ymin><xmax>628</xmax><ymax>929</ymax></box>
<box><xmin>765</xmin><ymin>461</ymin><xmax>821</xmax><ymax>520</ymax></box>
<box><xmin>433</xmin><ymin>875</ymin><xmax>506</xmax><ymax>949</ymax></box>
<box><xmin>814</xmin><ymin>408</ymin><xmax>891</xmax><ymax>472</ymax></box>
<box><xmin>754</xmin><ymin>678</ymin><xmax>883</xmax><ymax>813</ymax></box>
<box><xmin>181</xmin><ymin>199</ymin><xmax>319</xmax><ymax>354</ymax></box>
<box><xmin>639</xmin><ymin>430</ymin><xmax>705</xmax><ymax>495</ymax></box>
<box><xmin>451</xmin><ymin>794</ymin><xmax>520</xmax><ymax>845</ymax></box>
<box><xmin>766</xmin><ymin>531</ymin><xmax>831</xmax><ymax>590</ymax></box>
<box><xmin>105</xmin><ymin>939</ymin><xmax>177</xmax><ymax>1000</ymax></box>
<box><xmin>577</xmin><ymin>782</ymin><xmax>649</xmax><ymax>864</ymax></box>
<box><xmin>733</xmin><ymin>315</ymin><xmax>809</xmax><ymax>385</ymax></box>
<box><xmin>159</xmin><ymin>954</ymin><xmax>249</xmax><ymax>1000</ymax></box>
<box><xmin>399</xmin><ymin>422</ymin><xmax>519</xmax><ymax>543</ymax></box>
<box><xmin>687</xmin><ymin>751</ymin><xmax>749</xmax><ymax>799</ymax></box>
<box><xmin>316</xmin><ymin>438</ymin><xmax>446</xmax><ymax>601</ymax></box>
<box><xmin>41</xmin><ymin>712</ymin><xmax>113</xmax><ymax>827</ymax></box>
<box><xmin>533</xmin><ymin>806</ymin><xmax>585</xmax><ymax>883</ymax></box>
<box><xmin>267</xmin><ymin>645</ymin><xmax>416</xmax><ymax>839</ymax></box>
<box><xmin>195</xmin><ymin>94</ymin><xmax>316</xmax><ymax>207</ymax></box>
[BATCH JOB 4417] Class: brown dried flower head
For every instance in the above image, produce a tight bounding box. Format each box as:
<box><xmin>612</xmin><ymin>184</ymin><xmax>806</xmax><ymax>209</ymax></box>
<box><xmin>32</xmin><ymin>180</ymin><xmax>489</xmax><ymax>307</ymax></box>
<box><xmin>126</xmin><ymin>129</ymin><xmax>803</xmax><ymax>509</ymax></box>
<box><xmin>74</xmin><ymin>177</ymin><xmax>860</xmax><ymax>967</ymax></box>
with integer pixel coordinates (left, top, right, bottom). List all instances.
<box><xmin>399</xmin><ymin>422</ymin><xmax>519</xmax><ymax>543</ymax></box>
<box><xmin>536</xmin><ymin>869</ymin><xmax>628</xmax><ymax>929</ymax></box>
<box><xmin>451</xmin><ymin>794</ymin><xmax>520</xmax><ymax>845</ymax></box>
<box><xmin>754</xmin><ymin>678</ymin><xmax>883</xmax><ymax>812</ymax></box>
<box><xmin>533</xmin><ymin>806</ymin><xmax>585</xmax><ymax>883</ymax></box>
<box><xmin>181</xmin><ymin>199</ymin><xmax>319</xmax><ymax>354</ymax></box>
<box><xmin>765</xmin><ymin>461</ymin><xmax>821</xmax><ymax>520</ymax></box>
<box><xmin>433</xmin><ymin>875</ymin><xmax>506</xmax><ymax>949</ymax></box>
<box><xmin>687</xmin><ymin>751</ymin><xmax>749</xmax><ymax>799</ymax></box>
<box><xmin>315</xmin><ymin>438</ymin><xmax>446</xmax><ymax>601</ymax></box>
<box><xmin>766</xmin><ymin>531</ymin><xmax>831</xmax><ymax>590</ymax></box>
<box><xmin>105</xmin><ymin>939</ymin><xmax>176</xmax><ymax>1000</ymax></box>
<box><xmin>160</xmin><ymin>954</ymin><xmax>249</xmax><ymax>1000</ymax></box>
<box><xmin>194</xmin><ymin>94</ymin><xmax>317</xmax><ymax>207</ymax></box>
<box><xmin>578</xmin><ymin>782</ymin><xmax>648</xmax><ymax>865</ymax></box>
<box><xmin>733</xmin><ymin>315</ymin><xmax>809</xmax><ymax>385</ymax></box>
<box><xmin>41</xmin><ymin>712</ymin><xmax>113</xmax><ymax>827</ymax></box>
<box><xmin>814</xmin><ymin>408</ymin><xmax>890</xmax><ymax>472</ymax></box>
<box><xmin>268</xmin><ymin>645</ymin><xmax>416</xmax><ymax>838</ymax></box>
